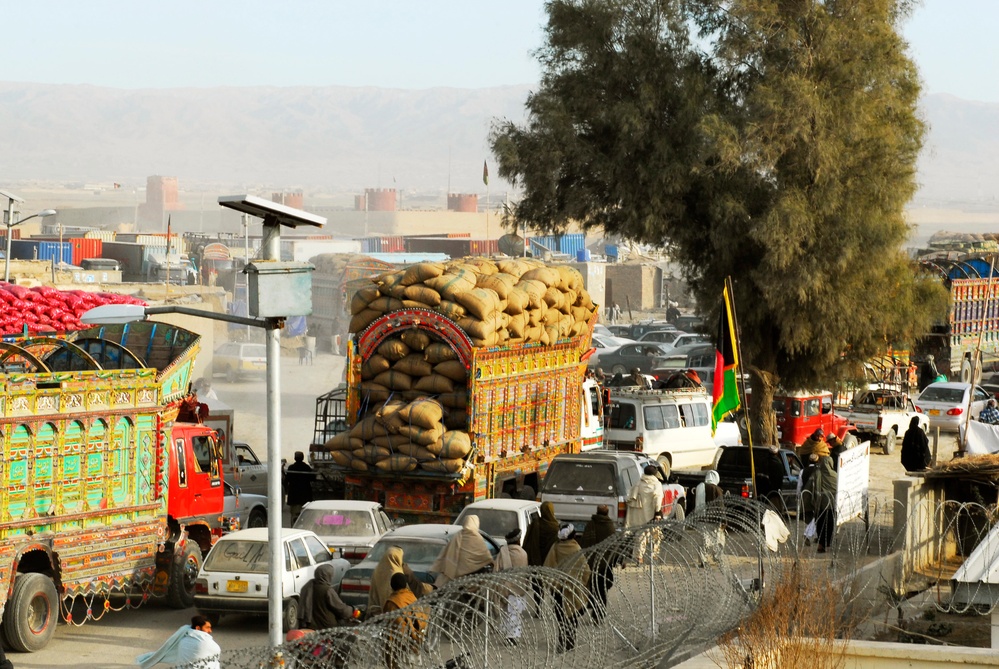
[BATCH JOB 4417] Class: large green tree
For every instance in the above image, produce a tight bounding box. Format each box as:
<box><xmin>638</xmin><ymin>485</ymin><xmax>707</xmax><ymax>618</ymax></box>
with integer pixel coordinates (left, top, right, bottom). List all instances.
<box><xmin>490</xmin><ymin>0</ymin><xmax>948</xmax><ymax>444</ymax></box>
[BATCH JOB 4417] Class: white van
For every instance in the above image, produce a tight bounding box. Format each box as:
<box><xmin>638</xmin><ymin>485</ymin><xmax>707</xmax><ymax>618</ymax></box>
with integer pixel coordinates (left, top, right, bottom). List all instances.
<box><xmin>604</xmin><ymin>387</ymin><xmax>719</xmax><ymax>476</ymax></box>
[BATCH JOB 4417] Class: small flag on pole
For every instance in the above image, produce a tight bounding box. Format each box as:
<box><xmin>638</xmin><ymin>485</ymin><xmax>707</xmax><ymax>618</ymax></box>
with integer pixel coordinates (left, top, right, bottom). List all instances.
<box><xmin>165</xmin><ymin>216</ymin><xmax>172</xmax><ymax>257</ymax></box>
<box><xmin>711</xmin><ymin>284</ymin><xmax>741</xmax><ymax>434</ymax></box>
<box><xmin>482</xmin><ymin>160</ymin><xmax>489</xmax><ymax>186</ymax></box>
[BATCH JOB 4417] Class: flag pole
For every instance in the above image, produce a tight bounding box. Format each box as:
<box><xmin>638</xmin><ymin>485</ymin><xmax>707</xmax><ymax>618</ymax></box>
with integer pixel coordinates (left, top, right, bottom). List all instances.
<box><xmin>725</xmin><ymin>275</ymin><xmax>755</xmax><ymax>498</ymax></box>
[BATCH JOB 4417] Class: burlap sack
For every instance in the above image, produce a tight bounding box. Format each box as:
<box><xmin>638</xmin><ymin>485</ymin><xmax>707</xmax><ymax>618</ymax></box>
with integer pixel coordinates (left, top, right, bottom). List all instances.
<box><xmin>359</xmin><ymin>381</ymin><xmax>390</xmax><ymax>403</ymax></box>
<box><xmin>459</xmin><ymin>315</ymin><xmax>500</xmax><ymax>341</ymax></box>
<box><xmin>398</xmin><ymin>423</ymin><xmax>445</xmax><ymax>446</ymax></box>
<box><xmin>470</xmin><ymin>333</ymin><xmax>499</xmax><ymax>348</ymax></box>
<box><xmin>394</xmin><ymin>353</ymin><xmax>433</xmax><ymax>377</ymax></box>
<box><xmin>414</xmin><ymin>374</ymin><xmax>455</xmax><ymax>394</ymax></box>
<box><xmin>516</xmin><ymin>279</ymin><xmax>547</xmax><ymax>309</ymax></box>
<box><xmin>329</xmin><ymin>450</ymin><xmax>353</xmax><ymax>466</ymax></box>
<box><xmin>397</xmin><ymin>398</ymin><xmax>444</xmax><ymax>430</ymax></box>
<box><xmin>497</xmin><ymin>259</ymin><xmax>530</xmax><ymax>278</ymax></box>
<box><xmin>507</xmin><ymin>313</ymin><xmax>526</xmax><ymax>339</ymax></box>
<box><xmin>444</xmin><ymin>412</ymin><xmax>468</xmax><ymax>431</ymax></box>
<box><xmin>437</xmin><ymin>300</ymin><xmax>467</xmax><ymax>321</ymax></box>
<box><xmin>368</xmin><ymin>296</ymin><xmax>405</xmax><ymax>313</ymax></box>
<box><xmin>571</xmin><ymin>306</ymin><xmax>591</xmax><ymax>324</ymax></box>
<box><xmin>434</xmin><ymin>360</ymin><xmax>467</xmax><ymax>382</ymax></box>
<box><xmin>420</xmin><ymin>458</ymin><xmax>465</xmax><ymax>474</ymax></box>
<box><xmin>353</xmin><ymin>444</ymin><xmax>391</xmax><ymax>465</ymax></box>
<box><xmin>555</xmin><ymin>265</ymin><xmax>583</xmax><ymax>292</ymax></box>
<box><xmin>569</xmin><ymin>321</ymin><xmax>587</xmax><ymax>337</ymax></box>
<box><xmin>375</xmin><ymin>399</ymin><xmax>408</xmax><ymax>433</ymax></box>
<box><xmin>476</xmin><ymin>272</ymin><xmax>516</xmax><ymax>299</ymax></box>
<box><xmin>375</xmin><ymin>454</ymin><xmax>418</xmax><ymax>473</ymax></box>
<box><xmin>371</xmin><ymin>434</ymin><xmax>413</xmax><ymax>450</ymax></box>
<box><xmin>400</xmin><ymin>330</ymin><xmax>432</xmax><ymax>351</ymax></box>
<box><xmin>438</xmin><ymin>392</ymin><xmax>468</xmax><ymax>410</ymax></box>
<box><xmin>545</xmin><ymin>324</ymin><xmax>560</xmax><ymax>344</ymax></box>
<box><xmin>521</xmin><ymin>266</ymin><xmax>560</xmax><ymax>287</ymax></box>
<box><xmin>560</xmin><ymin>289</ymin><xmax>578</xmax><ymax>312</ymax></box>
<box><xmin>505</xmin><ymin>287</ymin><xmax>529</xmax><ymax>314</ymax></box>
<box><xmin>543</xmin><ymin>306</ymin><xmax>561</xmax><ymax>326</ymax></box>
<box><xmin>350</xmin><ymin>285</ymin><xmax>381</xmax><ymax>315</ymax></box>
<box><xmin>378</xmin><ymin>339</ymin><xmax>410</xmax><ymax>361</ymax></box>
<box><xmin>559</xmin><ymin>313</ymin><xmax>574</xmax><ymax>336</ymax></box>
<box><xmin>543</xmin><ymin>286</ymin><xmax>565</xmax><ymax>310</ymax></box>
<box><xmin>349</xmin><ymin>309</ymin><xmax>381</xmax><ymax>334</ymax></box>
<box><xmin>376</xmin><ymin>271</ymin><xmax>405</xmax><ymax>292</ymax></box>
<box><xmin>463</xmin><ymin>257</ymin><xmax>498</xmax><ymax>275</ymax></box>
<box><xmin>524</xmin><ymin>324</ymin><xmax>544</xmax><ymax>343</ymax></box>
<box><xmin>426</xmin><ymin>272</ymin><xmax>476</xmax><ymax>300</ymax></box>
<box><xmin>383</xmin><ymin>282</ymin><xmax>409</xmax><ymax>300</ymax></box>
<box><xmin>361</xmin><ymin>354</ymin><xmax>391</xmax><ymax>380</ymax></box>
<box><xmin>402</xmin><ymin>284</ymin><xmax>441</xmax><ymax>306</ymax></box>
<box><xmin>394</xmin><ymin>443</ymin><xmax>438</xmax><ymax>461</ymax></box>
<box><xmin>349</xmin><ymin>458</ymin><xmax>369</xmax><ymax>471</ymax></box>
<box><xmin>350</xmin><ymin>416</ymin><xmax>390</xmax><ymax>440</ymax></box>
<box><xmin>401</xmin><ymin>262</ymin><xmax>446</xmax><ymax>286</ymax></box>
<box><xmin>401</xmin><ymin>300</ymin><xmax>425</xmax><ymax>309</ymax></box>
<box><xmin>324</xmin><ymin>432</ymin><xmax>364</xmax><ymax>452</ymax></box>
<box><xmin>527</xmin><ymin>307</ymin><xmax>543</xmax><ymax>328</ymax></box>
<box><xmin>439</xmin><ymin>430</ymin><xmax>472</xmax><ymax>459</ymax></box>
<box><xmin>424</xmin><ymin>342</ymin><xmax>458</xmax><ymax>364</ymax></box>
<box><xmin>455</xmin><ymin>288</ymin><xmax>500</xmax><ymax>321</ymax></box>
<box><xmin>374</xmin><ymin>370</ymin><xmax>413</xmax><ymax>391</ymax></box>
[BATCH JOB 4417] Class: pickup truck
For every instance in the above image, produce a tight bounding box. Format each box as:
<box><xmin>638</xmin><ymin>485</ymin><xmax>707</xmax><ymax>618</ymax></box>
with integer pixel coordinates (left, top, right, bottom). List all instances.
<box><xmin>674</xmin><ymin>445</ymin><xmax>804</xmax><ymax>516</ymax></box>
<box><xmin>840</xmin><ymin>389</ymin><xmax>928</xmax><ymax>455</ymax></box>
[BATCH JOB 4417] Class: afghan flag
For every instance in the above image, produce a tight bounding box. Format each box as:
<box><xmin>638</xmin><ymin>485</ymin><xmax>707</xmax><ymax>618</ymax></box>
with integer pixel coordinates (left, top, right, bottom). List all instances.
<box><xmin>482</xmin><ymin>160</ymin><xmax>489</xmax><ymax>186</ymax></box>
<box><xmin>711</xmin><ymin>284</ymin><xmax>741</xmax><ymax>434</ymax></box>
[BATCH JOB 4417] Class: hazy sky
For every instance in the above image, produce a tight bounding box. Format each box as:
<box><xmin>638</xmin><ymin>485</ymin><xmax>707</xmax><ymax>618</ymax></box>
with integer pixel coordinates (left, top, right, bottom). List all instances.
<box><xmin>2</xmin><ymin>1</ymin><xmax>996</xmax><ymax>102</ymax></box>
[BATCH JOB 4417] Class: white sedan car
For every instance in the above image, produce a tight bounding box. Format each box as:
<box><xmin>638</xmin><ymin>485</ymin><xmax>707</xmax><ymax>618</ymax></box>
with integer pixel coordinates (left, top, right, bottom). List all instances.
<box><xmin>222</xmin><ymin>480</ymin><xmax>268</xmax><ymax>530</ymax></box>
<box><xmin>914</xmin><ymin>382</ymin><xmax>991</xmax><ymax>432</ymax></box>
<box><xmin>292</xmin><ymin>500</ymin><xmax>395</xmax><ymax>563</ymax></box>
<box><xmin>194</xmin><ymin>527</ymin><xmax>349</xmax><ymax>632</ymax></box>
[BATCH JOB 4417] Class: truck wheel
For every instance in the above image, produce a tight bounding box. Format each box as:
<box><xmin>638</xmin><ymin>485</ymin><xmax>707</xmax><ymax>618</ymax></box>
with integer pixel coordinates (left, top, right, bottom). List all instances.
<box><xmin>226</xmin><ymin>366</ymin><xmax>238</xmax><ymax>383</ymax></box>
<box><xmin>282</xmin><ymin>598</ymin><xmax>299</xmax><ymax>633</ymax></box>
<box><xmin>882</xmin><ymin>429</ymin><xmax>897</xmax><ymax>456</ymax></box>
<box><xmin>842</xmin><ymin>433</ymin><xmax>859</xmax><ymax>450</ymax></box>
<box><xmin>247</xmin><ymin>508</ymin><xmax>267</xmax><ymax>528</ymax></box>
<box><xmin>657</xmin><ymin>455</ymin><xmax>672</xmax><ymax>479</ymax></box>
<box><xmin>1</xmin><ymin>573</ymin><xmax>59</xmax><ymax>652</ymax></box>
<box><xmin>166</xmin><ymin>541</ymin><xmax>203</xmax><ymax>609</ymax></box>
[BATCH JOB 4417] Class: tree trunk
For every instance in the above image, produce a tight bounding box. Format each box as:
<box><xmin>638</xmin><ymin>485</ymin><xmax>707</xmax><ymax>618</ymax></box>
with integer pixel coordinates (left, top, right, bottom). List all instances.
<box><xmin>748</xmin><ymin>366</ymin><xmax>780</xmax><ymax>446</ymax></box>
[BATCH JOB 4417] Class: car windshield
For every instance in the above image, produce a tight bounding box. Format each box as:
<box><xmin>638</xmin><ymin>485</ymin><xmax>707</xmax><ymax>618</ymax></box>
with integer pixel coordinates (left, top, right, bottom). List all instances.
<box><xmin>204</xmin><ymin>540</ymin><xmax>269</xmax><ymax>573</ymax></box>
<box><xmin>920</xmin><ymin>387</ymin><xmax>964</xmax><ymax>403</ymax></box>
<box><xmin>456</xmin><ymin>509</ymin><xmax>518</xmax><ymax>538</ymax></box>
<box><xmin>367</xmin><ymin>538</ymin><xmax>445</xmax><ymax>565</ymax></box>
<box><xmin>543</xmin><ymin>462</ymin><xmax>616</xmax><ymax>494</ymax></box>
<box><xmin>296</xmin><ymin>509</ymin><xmax>376</xmax><ymax>537</ymax></box>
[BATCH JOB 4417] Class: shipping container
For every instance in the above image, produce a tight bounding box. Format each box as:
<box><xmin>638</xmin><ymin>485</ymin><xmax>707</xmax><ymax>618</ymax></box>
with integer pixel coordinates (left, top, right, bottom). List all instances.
<box><xmin>8</xmin><ymin>239</ymin><xmax>70</xmax><ymax>263</ymax></box>
<box><xmin>468</xmin><ymin>239</ymin><xmax>499</xmax><ymax>256</ymax></box>
<box><xmin>530</xmin><ymin>233</ymin><xmax>586</xmax><ymax>259</ymax></box>
<box><xmin>360</xmin><ymin>237</ymin><xmax>382</xmax><ymax>254</ymax></box>
<box><xmin>446</xmin><ymin>232</ymin><xmax>472</xmax><ymax>239</ymax></box>
<box><xmin>84</xmin><ymin>230</ymin><xmax>116</xmax><ymax>241</ymax></box>
<box><xmin>404</xmin><ymin>236</ymin><xmax>470</xmax><ymax>258</ymax></box>
<box><xmin>281</xmin><ymin>238</ymin><xmax>362</xmax><ymax>262</ymax></box>
<box><xmin>7</xmin><ymin>239</ymin><xmax>39</xmax><ymax>260</ymax></box>
<box><xmin>0</xmin><ymin>229</ymin><xmax>22</xmax><ymax>240</ymax></box>
<box><xmin>70</xmin><ymin>238</ymin><xmax>103</xmax><ymax>266</ymax></box>
<box><xmin>380</xmin><ymin>236</ymin><xmax>405</xmax><ymax>253</ymax></box>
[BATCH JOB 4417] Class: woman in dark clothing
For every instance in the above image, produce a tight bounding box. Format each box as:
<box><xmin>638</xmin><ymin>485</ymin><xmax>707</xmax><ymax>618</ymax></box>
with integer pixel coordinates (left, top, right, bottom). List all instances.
<box><xmin>524</xmin><ymin>501</ymin><xmax>561</xmax><ymax>611</ymax></box>
<box><xmin>900</xmin><ymin>416</ymin><xmax>931</xmax><ymax>472</ymax></box>
<box><xmin>312</xmin><ymin>563</ymin><xmax>358</xmax><ymax>629</ymax></box>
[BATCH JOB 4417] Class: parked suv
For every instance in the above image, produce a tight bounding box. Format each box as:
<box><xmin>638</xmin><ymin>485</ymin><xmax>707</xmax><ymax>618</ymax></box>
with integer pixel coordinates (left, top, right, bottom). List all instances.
<box><xmin>539</xmin><ymin>451</ymin><xmax>683</xmax><ymax>533</ymax></box>
<box><xmin>212</xmin><ymin>342</ymin><xmax>267</xmax><ymax>382</ymax></box>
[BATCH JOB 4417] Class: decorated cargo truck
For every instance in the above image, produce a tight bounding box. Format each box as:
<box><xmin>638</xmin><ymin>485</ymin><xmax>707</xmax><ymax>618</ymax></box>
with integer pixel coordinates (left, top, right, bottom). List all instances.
<box><xmin>0</xmin><ymin>322</ymin><xmax>226</xmax><ymax>651</ymax></box>
<box><xmin>311</xmin><ymin>257</ymin><xmax>603</xmax><ymax>522</ymax></box>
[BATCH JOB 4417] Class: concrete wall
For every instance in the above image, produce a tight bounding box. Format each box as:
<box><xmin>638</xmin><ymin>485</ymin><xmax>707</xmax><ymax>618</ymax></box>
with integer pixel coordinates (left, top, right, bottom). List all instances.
<box><xmin>307</xmin><ymin>209</ymin><xmax>489</xmax><ymax>237</ymax></box>
<box><xmin>605</xmin><ymin>263</ymin><xmax>661</xmax><ymax>313</ymax></box>
<box><xmin>893</xmin><ymin>475</ymin><xmax>952</xmax><ymax>587</ymax></box>
<box><xmin>677</xmin><ymin>641</ymin><xmax>998</xmax><ymax>668</ymax></box>
<box><xmin>570</xmin><ymin>261</ymin><xmax>606</xmax><ymax>314</ymax></box>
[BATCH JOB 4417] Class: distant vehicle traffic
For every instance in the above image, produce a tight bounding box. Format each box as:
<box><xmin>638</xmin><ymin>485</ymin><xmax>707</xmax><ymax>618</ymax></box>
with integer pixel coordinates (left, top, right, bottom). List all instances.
<box><xmin>212</xmin><ymin>342</ymin><xmax>267</xmax><ymax>382</ymax></box>
<box><xmin>637</xmin><ymin>329</ymin><xmax>685</xmax><ymax>345</ymax></box>
<box><xmin>914</xmin><ymin>382</ymin><xmax>990</xmax><ymax>431</ymax></box>
<box><xmin>596</xmin><ymin>341</ymin><xmax>675</xmax><ymax>376</ymax></box>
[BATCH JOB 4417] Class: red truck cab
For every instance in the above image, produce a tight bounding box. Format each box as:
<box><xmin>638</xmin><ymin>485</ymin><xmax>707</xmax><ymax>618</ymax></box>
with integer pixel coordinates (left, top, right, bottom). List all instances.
<box><xmin>167</xmin><ymin>424</ymin><xmax>225</xmax><ymax>529</ymax></box>
<box><xmin>773</xmin><ymin>390</ymin><xmax>857</xmax><ymax>450</ymax></box>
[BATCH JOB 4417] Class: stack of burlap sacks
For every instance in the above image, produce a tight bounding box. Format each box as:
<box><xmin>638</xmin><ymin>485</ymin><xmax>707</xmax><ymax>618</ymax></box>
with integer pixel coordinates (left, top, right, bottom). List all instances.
<box><xmin>324</xmin><ymin>256</ymin><xmax>598</xmax><ymax>474</ymax></box>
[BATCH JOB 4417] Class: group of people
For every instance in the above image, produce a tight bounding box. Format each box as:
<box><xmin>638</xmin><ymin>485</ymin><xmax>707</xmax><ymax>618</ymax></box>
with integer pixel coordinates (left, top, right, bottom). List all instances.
<box><xmin>797</xmin><ymin>430</ymin><xmax>841</xmax><ymax>554</ymax></box>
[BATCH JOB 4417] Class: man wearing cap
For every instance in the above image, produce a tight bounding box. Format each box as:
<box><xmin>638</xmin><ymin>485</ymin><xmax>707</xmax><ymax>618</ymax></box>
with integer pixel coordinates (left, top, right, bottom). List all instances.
<box><xmin>580</xmin><ymin>505</ymin><xmax>617</xmax><ymax>622</ymax></box>
<box><xmin>495</xmin><ymin>528</ymin><xmax>529</xmax><ymax>645</ymax></box>
<box><xmin>798</xmin><ymin>429</ymin><xmax>829</xmax><ymax>459</ymax></box>
<box><xmin>827</xmin><ymin>433</ymin><xmax>847</xmax><ymax>471</ymax></box>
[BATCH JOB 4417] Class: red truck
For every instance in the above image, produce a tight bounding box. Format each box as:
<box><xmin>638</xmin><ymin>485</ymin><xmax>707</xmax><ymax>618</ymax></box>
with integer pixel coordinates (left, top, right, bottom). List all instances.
<box><xmin>773</xmin><ymin>390</ymin><xmax>858</xmax><ymax>452</ymax></box>
<box><xmin>0</xmin><ymin>321</ymin><xmax>226</xmax><ymax>651</ymax></box>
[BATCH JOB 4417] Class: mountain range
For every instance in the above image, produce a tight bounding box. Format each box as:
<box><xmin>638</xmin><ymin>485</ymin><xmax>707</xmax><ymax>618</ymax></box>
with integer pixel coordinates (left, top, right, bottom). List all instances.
<box><xmin>1</xmin><ymin>82</ymin><xmax>996</xmax><ymax>207</ymax></box>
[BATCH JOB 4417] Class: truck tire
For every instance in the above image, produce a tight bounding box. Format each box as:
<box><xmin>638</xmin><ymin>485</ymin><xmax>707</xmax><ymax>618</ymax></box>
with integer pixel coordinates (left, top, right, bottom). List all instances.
<box><xmin>960</xmin><ymin>357</ymin><xmax>982</xmax><ymax>385</ymax></box>
<box><xmin>282</xmin><ymin>598</ymin><xmax>299</xmax><ymax>633</ymax></box>
<box><xmin>1</xmin><ymin>573</ymin><xmax>59</xmax><ymax>652</ymax></box>
<box><xmin>882</xmin><ymin>429</ymin><xmax>897</xmax><ymax>456</ymax></box>
<box><xmin>657</xmin><ymin>455</ymin><xmax>672</xmax><ymax>479</ymax></box>
<box><xmin>166</xmin><ymin>541</ymin><xmax>203</xmax><ymax>610</ymax></box>
<box><xmin>842</xmin><ymin>433</ymin><xmax>859</xmax><ymax>451</ymax></box>
<box><xmin>247</xmin><ymin>508</ymin><xmax>267</xmax><ymax>528</ymax></box>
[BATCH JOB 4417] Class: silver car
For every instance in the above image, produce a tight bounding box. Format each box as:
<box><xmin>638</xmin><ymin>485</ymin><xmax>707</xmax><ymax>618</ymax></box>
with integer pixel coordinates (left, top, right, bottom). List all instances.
<box><xmin>914</xmin><ymin>382</ymin><xmax>990</xmax><ymax>431</ymax></box>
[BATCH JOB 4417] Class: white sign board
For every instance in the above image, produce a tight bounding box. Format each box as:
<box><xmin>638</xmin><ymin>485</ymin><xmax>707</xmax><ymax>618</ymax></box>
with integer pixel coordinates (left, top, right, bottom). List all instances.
<box><xmin>835</xmin><ymin>440</ymin><xmax>870</xmax><ymax>526</ymax></box>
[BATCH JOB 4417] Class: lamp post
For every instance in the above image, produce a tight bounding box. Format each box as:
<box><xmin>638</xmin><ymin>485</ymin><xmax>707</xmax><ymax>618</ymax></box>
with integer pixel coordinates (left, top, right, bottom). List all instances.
<box><xmin>2</xmin><ymin>195</ymin><xmax>57</xmax><ymax>282</ymax></box>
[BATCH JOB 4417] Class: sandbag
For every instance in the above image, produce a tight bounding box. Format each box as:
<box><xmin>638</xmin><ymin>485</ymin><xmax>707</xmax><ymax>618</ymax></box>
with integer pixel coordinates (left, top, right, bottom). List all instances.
<box><xmin>401</xmin><ymin>262</ymin><xmax>446</xmax><ymax>286</ymax></box>
<box><xmin>420</xmin><ymin>458</ymin><xmax>465</xmax><ymax>474</ymax></box>
<box><xmin>414</xmin><ymin>374</ymin><xmax>455</xmax><ymax>394</ymax></box>
<box><xmin>398</xmin><ymin>423</ymin><xmax>445</xmax><ymax>446</ymax></box>
<box><xmin>361</xmin><ymin>354</ymin><xmax>391</xmax><ymax>379</ymax></box>
<box><xmin>359</xmin><ymin>381</ymin><xmax>390</xmax><ymax>403</ymax></box>
<box><xmin>374</xmin><ymin>370</ymin><xmax>413</xmax><ymax>391</ymax></box>
<box><xmin>368</xmin><ymin>296</ymin><xmax>405</xmax><ymax>313</ymax></box>
<box><xmin>437</xmin><ymin>300</ymin><xmax>467</xmax><ymax>321</ymax></box>
<box><xmin>329</xmin><ymin>450</ymin><xmax>353</xmax><ymax>466</ymax></box>
<box><xmin>438</xmin><ymin>392</ymin><xmax>468</xmax><ymax>411</ymax></box>
<box><xmin>403</xmin><ymin>284</ymin><xmax>442</xmax><ymax>306</ymax></box>
<box><xmin>397</xmin><ymin>398</ymin><xmax>444</xmax><ymax>430</ymax></box>
<box><xmin>505</xmin><ymin>287</ymin><xmax>529</xmax><ymax>314</ymax></box>
<box><xmin>374</xmin><ymin>454</ymin><xmax>418</xmax><ymax>473</ymax></box>
<box><xmin>349</xmin><ymin>309</ymin><xmax>381</xmax><ymax>334</ymax></box>
<box><xmin>434</xmin><ymin>360</ymin><xmax>467</xmax><ymax>382</ymax></box>
<box><xmin>424</xmin><ymin>342</ymin><xmax>458</xmax><ymax>364</ymax></box>
<box><xmin>394</xmin><ymin>443</ymin><xmax>438</xmax><ymax>461</ymax></box>
<box><xmin>521</xmin><ymin>266</ymin><xmax>560</xmax><ymax>287</ymax></box>
<box><xmin>455</xmin><ymin>288</ymin><xmax>500</xmax><ymax>321</ymax></box>
<box><xmin>350</xmin><ymin>416</ymin><xmax>390</xmax><ymax>440</ymax></box>
<box><xmin>400</xmin><ymin>330</ymin><xmax>432</xmax><ymax>351</ymax></box>
<box><xmin>350</xmin><ymin>285</ymin><xmax>381</xmax><ymax>315</ymax></box>
<box><xmin>324</xmin><ymin>432</ymin><xmax>364</xmax><ymax>452</ymax></box>
<box><xmin>394</xmin><ymin>354</ymin><xmax>433</xmax><ymax>377</ymax></box>
<box><xmin>476</xmin><ymin>272</ymin><xmax>516</xmax><ymax>299</ymax></box>
<box><xmin>378</xmin><ymin>339</ymin><xmax>410</xmax><ymax>361</ymax></box>
<box><xmin>439</xmin><ymin>430</ymin><xmax>472</xmax><ymax>459</ymax></box>
<box><xmin>353</xmin><ymin>444</ymin><xmax>391</xmax><ymax>465</ymax></box>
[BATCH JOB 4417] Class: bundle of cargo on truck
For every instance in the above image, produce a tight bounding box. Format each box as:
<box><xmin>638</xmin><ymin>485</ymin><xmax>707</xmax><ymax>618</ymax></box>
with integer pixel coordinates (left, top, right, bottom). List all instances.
<box><xmin>327</xmin><ymin>256</ymin><xmax>600</xmax><ymax>480</ymax></box>
<box><xmin>0</xmin><ymin>284</ymin><xmax>145</xmax><ymax>335</ymax></box>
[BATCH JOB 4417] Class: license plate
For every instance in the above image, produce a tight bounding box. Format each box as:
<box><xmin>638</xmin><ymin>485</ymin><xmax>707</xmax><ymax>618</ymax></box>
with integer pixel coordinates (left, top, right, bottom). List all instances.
<box><xmin>928</xmin><ymin>409</ymin><xmax>940</xmax><ymax>416</ymax></box>
<box><xmin>227</xmin><ymin>580</ymin><xmax>248</xmax><ymax>593</ymax></box>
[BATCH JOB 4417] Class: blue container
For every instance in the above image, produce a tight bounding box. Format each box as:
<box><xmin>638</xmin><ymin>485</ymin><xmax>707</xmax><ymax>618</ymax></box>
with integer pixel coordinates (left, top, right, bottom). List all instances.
<box><xmin>558</xmin><ymin>233</ymin><xmax>586</xmax><ymax>258</ymax></box>
<box><xmin>8</xmin><ymin>239</ymin><xmax>40</xmax><ymax>260</ymax></box>
<box><xmin>605</xmin><ymin>244</ymin><xmax>619</xmax><ymax>260</ymax></box>
<box><xmin>576</xmin><ymin>249</ymin><xmax>591</xmax><ymax>262</ymax></box>
<box><xmin>360</xmin><ymin>237</ymin><xmax>382</xmax><ymax>254</ymax></box>
<box><xmin>36</xmin><ymin>241</ymin><xmax>72</xmax><ymax>264</ymax></box>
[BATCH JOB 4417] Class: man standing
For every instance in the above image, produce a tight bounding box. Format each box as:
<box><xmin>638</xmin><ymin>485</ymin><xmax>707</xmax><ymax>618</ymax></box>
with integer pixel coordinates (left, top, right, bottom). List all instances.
<box><xmin>285</xmin><ymin>451</ymin><xmax>316</xmax><ymax>524</ymax></box>
<box><xmin>544</xmin><ymin>523</ymin><xmax>591</xmax><ymax>653</ymax></box>
<box><xmin>495</xmin><ymin>528</ymin><xmax>530</xmax><ymax>645</ymax></box>
<box><xmin>625</xmin><ymin>465</ymin><xmax>664</xmax><ymax>528</ymax></box>
<box><xmin>136</xmin><ymin>615</ymin><xmax>221</xmax><ymax>669</ymax></box>
<box><xmin>580</xmin><ymin>504</ymin><xmax>617</xmax><ymax>622</ymax></box>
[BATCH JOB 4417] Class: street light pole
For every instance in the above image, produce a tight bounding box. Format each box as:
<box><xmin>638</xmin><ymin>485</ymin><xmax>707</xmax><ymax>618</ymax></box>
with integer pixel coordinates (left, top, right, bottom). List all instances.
<box><xmin>2</xmin><ymin>195</ymin><xmax>56</xmax><ymax>282</ymax></box>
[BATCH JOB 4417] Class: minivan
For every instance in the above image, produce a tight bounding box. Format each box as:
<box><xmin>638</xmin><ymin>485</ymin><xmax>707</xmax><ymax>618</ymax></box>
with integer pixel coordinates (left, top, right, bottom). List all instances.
<box><xmin>604</xmin><ymin>387</ymin><xmax>719</xmax><ymax>477</ymax></box>
<box><xmin>539</xmin><ymin>451</ymin><xmax>681</xmax><ymax>532</ymax></box>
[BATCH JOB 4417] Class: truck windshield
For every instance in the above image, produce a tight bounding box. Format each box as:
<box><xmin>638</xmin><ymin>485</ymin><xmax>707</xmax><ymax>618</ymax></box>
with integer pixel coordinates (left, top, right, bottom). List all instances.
<box><xmin>543</xmin><ymin>462</ymin><xmax>615</xmax><ymax>494</ymax></box>
<box><xmin>204</xmin><ymin>540</ymin><xmax>280</xmax><ymax>573</ymax></box>
<box><xmin>295</xmin><ymin>509</ymin><xmax>375</xmax><ymax>537</ymax></box>
<box><xmin>456</xmin><ymin>509</ymin><xmax>517</xmax><ymax>539</ymax></box>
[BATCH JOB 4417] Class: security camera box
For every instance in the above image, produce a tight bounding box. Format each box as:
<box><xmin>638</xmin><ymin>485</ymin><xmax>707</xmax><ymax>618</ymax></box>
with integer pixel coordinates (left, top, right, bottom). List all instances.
<box><xmin>245</xmin><ymin>260</ymin><xmax>314</xmax><ymax>318</ymax></box>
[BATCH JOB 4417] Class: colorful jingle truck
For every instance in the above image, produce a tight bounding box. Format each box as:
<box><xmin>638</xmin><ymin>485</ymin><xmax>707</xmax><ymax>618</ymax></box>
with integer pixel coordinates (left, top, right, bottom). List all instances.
<box><xmin>0</xmin><ymin>321</ymin><xmax>226</xmax><ymax>651</ymax></box>
<box><xmin>311</xmin><ymin>258</ymin><xmax>604</xmax><ymax>523</ymax></box>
